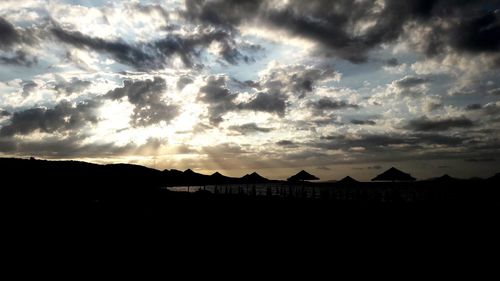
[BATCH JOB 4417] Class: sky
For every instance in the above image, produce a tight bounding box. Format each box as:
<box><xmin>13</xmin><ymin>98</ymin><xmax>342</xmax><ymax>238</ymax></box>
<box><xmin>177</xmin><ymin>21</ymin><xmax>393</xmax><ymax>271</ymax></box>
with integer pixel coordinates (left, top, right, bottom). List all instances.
<box><xmin>1</xmin><ymin>0</ymin><xmax>500</xmax><ymax>181</ymax></box>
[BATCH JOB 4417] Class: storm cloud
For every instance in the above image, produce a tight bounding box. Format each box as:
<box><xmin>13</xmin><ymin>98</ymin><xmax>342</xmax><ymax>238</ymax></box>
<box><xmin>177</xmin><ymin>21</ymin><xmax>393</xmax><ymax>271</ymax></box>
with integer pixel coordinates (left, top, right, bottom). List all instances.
<box><xmin>184</xmin><ymin>0</ymin><xmax>500</xmax><ymax>65</ymax></box>
<box><xmin>228</xmin><ymin>123</ymin><xmax>273</xmax><ymax>135</ymax></box>
<box><xmin>406</xmin><ymin>116</ymin><xmax>475</xmax><ymax>132</ymax></box>
<box><xmin>0</xmin><ymin>17</ymin><xmax>20</xmax><ymax>50</ymax></box>
<box><xmin>309</xmin><ymin>98</ymin><xmax>359</xmax><ymax>113</ymax></box>
<box><xmin>105</xmin><ymin>77</ymin><xmax>179</xmax><ymax>127</ymax></box>
<box><xmin>0</xmin><ymin>99</ymin><xmax>101</xmax><ymax>137</ymax></box>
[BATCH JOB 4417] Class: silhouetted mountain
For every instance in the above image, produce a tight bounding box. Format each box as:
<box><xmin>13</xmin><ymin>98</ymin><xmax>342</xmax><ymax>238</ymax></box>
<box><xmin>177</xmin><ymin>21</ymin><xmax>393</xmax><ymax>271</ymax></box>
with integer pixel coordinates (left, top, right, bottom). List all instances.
<box><xmin>372</xmin><ymin>167</ymin><xmax>416</xmax><ymax>182</ymax></box>
<box><xmin>428</xmin><ymin>174</ymin><xmax>459</xmax><ymax>182</ymax></box>
<box><xmin>287</xmin><ymin>170</ymin><xmax>319</xmax><ymax>182</ymax></box>
<box><xmin>487</xmin><ymin>172</ymin><xmax>500</xmax><ymax>183</ymax></box>
<box><xmin>241</xmin><ymin>172</ymin><xmax>269</xmax><ymax>184</ymax></box>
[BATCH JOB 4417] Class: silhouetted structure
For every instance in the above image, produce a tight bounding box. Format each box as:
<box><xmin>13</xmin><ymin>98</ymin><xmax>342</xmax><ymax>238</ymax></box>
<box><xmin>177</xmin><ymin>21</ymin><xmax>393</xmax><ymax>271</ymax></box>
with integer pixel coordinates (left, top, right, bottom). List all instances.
<box><xmin>337</xmin><ymin>176</ymin><xmax>359</xmax><ymax>186</ymax></box>
<box><xmin>241</xmin><ymin>172</ymin><xmax>269</xmax><ymax>184</ymax></box>
<box><xmin>210</xmin><ymin>171</ymin><xmax>237</xmax><ymax>185</ymax></box>
<box><xmin>371</xmin><ymin>167</ymin><xmax>416</xmax><ymax>182</ymax></box>
<box><xmin>287</xmin><ymin>170</ymin><xmax>319</xmax><ymax>182</ymax></box>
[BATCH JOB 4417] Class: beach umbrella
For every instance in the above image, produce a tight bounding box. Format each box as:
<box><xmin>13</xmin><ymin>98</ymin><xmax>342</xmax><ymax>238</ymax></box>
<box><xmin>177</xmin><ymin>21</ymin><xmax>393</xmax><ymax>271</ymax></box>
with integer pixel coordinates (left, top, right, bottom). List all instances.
<box><xmin>287</xmin><ymin>170</ymin><xmax>320</xmax><ymax>182</ymax></box>
<box><xmin>371</xmin><ymin>167</ymin><xmax>416</xmax><ymax>182</ymax></box>
<box><xmin>337</xmin><ymin>176</ymin><xmax>359</xmax><ymax>185</ymax></box>
<box><xmin>241</xmin><ymin>172</ymin><xmax>269</xmax><ymax>184</ymax></box>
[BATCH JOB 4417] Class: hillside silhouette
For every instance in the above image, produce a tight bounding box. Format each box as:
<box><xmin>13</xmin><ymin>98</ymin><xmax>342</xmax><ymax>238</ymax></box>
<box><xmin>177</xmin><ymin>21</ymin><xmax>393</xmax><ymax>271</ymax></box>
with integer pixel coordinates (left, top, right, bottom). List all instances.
<box><xmin>2</xmin><ymin>157</ymin><xmax>499</xmax><ymax>223</ymax></box>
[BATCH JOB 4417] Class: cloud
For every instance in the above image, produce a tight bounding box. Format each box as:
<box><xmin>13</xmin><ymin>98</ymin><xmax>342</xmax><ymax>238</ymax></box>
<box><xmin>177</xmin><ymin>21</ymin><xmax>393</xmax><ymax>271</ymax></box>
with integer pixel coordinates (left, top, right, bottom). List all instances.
<box><xmin>309</xmin><ymin>98</ymin><xmax>359</xmax><ymax>113</ymax></box>
<box><xmin>22</xmin><ymin>80</ymin><xmax>38</xmax><ymax>97</ymax></box>
<box><xmin>185</xmin><ymin>1</ymin><xmax>500</xmax><ymax>66</ymax></box>
<box><xmin>54</xmin><ymin>76</ymin><xmax>92</xmax><ymax>96</ymax></box>
<box><xmin>51</xmin><ymin>24</ymin><xmax>156</xmax><ymax>70</ymax></box>
<box><xmin>197</xmin><ymin>75</ymin><xmax>288</xmax><ymax>125</ymax></box>
<box><xmin>464</xmin><ymin>158</ymin><xmax>496</xmax><ymax>163</ymax></box>
<box><xmin>0</xmin><ymin>110</ymin><xmax>10</xmax><ymax>117</ymax></box>
<box><xmin>176</xmin><ymin>76</ymin><xmax>193</xmax><ymax>90</ymax></box>
<box><xmin>395</xmin><ymin>76</ymin><xmax>430</xmax><ymax>88</ymax></box>
<box><xmin>276</xmin><ymin>140</ymin><xmax>297</xmax><ymax>147</ymax></box>
<box><xmin>0</xmin><ymin>99</ymin><xmax>101</xmax><ymax>137</ymax></box>
<box><xmin>351</xmin><ymin>119</ymin><xmax>376</xmax><ymax>125</ymax></box>
<box><xmin>0</xmin><ymin>135</ymin><xmax>167</xmax><ymax>158</ymax></box>
<box><xmin>466</xmin><ymin>104</ymin><xmax>483</xmax><ymax>111</ymax></box>
<box><xmin>51</xmin><ymin>21</ymin><xmax>253</xmax><ymax>70</ymax></box>
<box><xmin>105</xmin><ymin>77</ymin><xmax>179</xmax><ymax>127</ymax></box>
<box><xmin>488</xmin><ymin>88</ymin><xmax>500</xmax><ymax>96</ymax></box>
<box><xmin>256</xmin><ymin>63</ymin><xmax>340</xmax><ymax>99</ymax></box>
<box><xmin>239</xmin><ymin>92</ymin><xmax>287</xmax><ymax>117</ymax></box>
<box><xmin>405</xmin><ymin>116</ymin><xmax>475</xmax><ymax>132</ymax></box>
<box><xmin>197</xmin><ymin>75</ymin><xmax>238</xmax><ymax>125</ymax></box>
<box><xmin>383</xmin><ymin>75</ymin><xmax>432</xmax><ymax>98</ymax></box>
<box><xmin>385</xmin><ymin>58</ymin><xmax>401</xmax><ymax>66</ymax></box>
<box><xmin>317</xmin><ymin>133</ymin><xmax>468</xmax><ymax>149</ymax></box>
<box><xmin>228</xmin><ymin>123</ymin><xmax>273</xmax><ymax>134</ymax></box>
<box><xmin>0</xmin><ymin>16</ymin><xmax>21</xmax><ymax>50</ymax></box>
<box><xmin>0</xmin><ymin>50</ymin><xmax>37</xmax><ymax>67</ymax></box>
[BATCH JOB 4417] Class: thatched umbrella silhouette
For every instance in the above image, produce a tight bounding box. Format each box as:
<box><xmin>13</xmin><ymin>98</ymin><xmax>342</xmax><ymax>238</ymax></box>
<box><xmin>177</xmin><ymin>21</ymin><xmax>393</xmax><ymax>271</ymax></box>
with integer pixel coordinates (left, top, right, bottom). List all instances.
<box><xmin>287</xmin><ymin>170</ymin><xmax>319</xmax><ymax>198</ymax></box>
<box><xmin>241</xmin><ymin>172</ymin><xmax>269</xmax><ymax>184</ymax></box>
<box><xmin>287</xmin><ymin>170</ymin><xmax>320</xmax><ymax>182</ymax></box>
<box><xmin>337</xmin><ymin>176</ymin><xmax>359</xmax><ymax>185</ymax></box>
<box><xmin>371</xmin><ymin>167</ymin><xmax>416</xmax><ymax>182</ymax></box>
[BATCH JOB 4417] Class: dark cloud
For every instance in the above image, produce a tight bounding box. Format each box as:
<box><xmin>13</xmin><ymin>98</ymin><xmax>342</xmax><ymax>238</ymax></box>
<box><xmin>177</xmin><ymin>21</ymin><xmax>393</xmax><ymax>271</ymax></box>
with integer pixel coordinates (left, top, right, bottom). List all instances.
<box><xmin>481</xmin><ymin>102</ymin><xmax>500</xmax><ymax>116</ymax></box>
<box><xmin>22</xmin><ymin>81</ymin><xmax>38</xmax><ymax>97</ymax></box>
<box><xmin>351</xmin><ymin>119</ymin><xmax>376</xmax><ymax>125</ymax></box>
<box><xmin>51</xmin><ymin>25</ymin><xmax>156</xmax><ymax>69</ymax></box>
<box><xmin>316</xmin><ymin>166</ymin><xmax>331</xmax><ymax>171</ymax></box>
<box><xmin>133</xmin><ymin>3</ymin><xmax>170</xmax><ymax>20</ymax></box>
<box><xmin>449</xmin><ymin>10</ymin><xmax>500</xmax><ymax>53</ymax></box>
<box><xmin>465</xmin><ymin>158</ymin><xmax>496</xmax><ymax>162</ymax></box>
<box><xmin>0</xmin><ymin>99</ymin><xmax>101</xmax><ymax>137</ymax></box>
<box><xmin>1</xmin><ymin>110</ymin><xmax>11</xmax><ymax>117</ymax></box>
<box><xmin>0</xmin><ymin>50</ymin><xmax>38</xmax><ymax>67</ymax></box>
<box><xmin>176</xmin><ymin>76</ymin><xmax>193</xmax><ymax>90</ymax></box>
<box><xmin>51</xmin><ymin>21</ymin><xmax>251</xmax><ymax>69</ymax></box>
<box><xmin>0</xmin><ymin>135</ymin><xmax>165</xmax><ymax>158</ymax></box>
<box><xmin>202</xmin><ymin>142</ymin><xmax>247</xmax><ymax>157</ymax></box>
<box><xmin>488</xmin><ymin>88</ymin><xmax>500</xmax><ymax>95</ymax></box>
<box><xmin>239</xmin><ymin>92</ymin><xmax>287</xmax><ymax>117</ymax></box>
<box><xmin>184</xmin><ymin>1</ymin><xmax>500</xmax><ymax>63</ymax></box>
<box><xmin>425</xmin><ymin>101</ymin><xmax>443</xmax><ymax>112</ymax></box>
<box><xmin>0</xmin><ymin>17</ymin><xmax>20</xmax><ymax>50</ymax></box>
<box><xmin>54</xmin><ymin>77</ymin><xmax>92</xmax><ymax>96</ymax></box>
<box><xmin>197</xmin><ymin>75</ymin><xmax>288</xmax><ymax>125</ymax></box>
<box><xmin>317</xmin><ymin>133</ymin><xmax>468</xmax><ymax>149</ymax></box>
<box><xmin>105</xmin><ymin>77</ymin><xmax>179</xmax><ymax>127</ymax></box>
<box><xmin>197</xmin><ymin>75</ymin><xmax>237</xmax><ymax>125</ymax></box>
<box><xmin>367</xmin><ymin>165</ymin><xmax>383</xmax><ymax>170</ymax></box>
<box><xmin>309</xmin><ymin>98</ymin><xmax>359</xmax><ymax>113</ymax></box>
<box><xmin>257</xmin><ymin>64</ymin><xmax>338</xmax><ymax>98</ymax></box>
<box><xmin>276</xmin><ymin>140</ymin><xmax>296</xmax><ymax>147</ymax></box>
<box><xmin>385</xmin><ymin>58</ymin><xmax>401</xmax><ymax>66</ymax></box>
<box><xmin>395</xmin><ymin>76</ymin><xmax>430</xmax><ymax>88</ymax></box>
<box><xmin>405</xmin><ymin>116</ymin><xmax>475</xmax><ymax>132</ymax></box>
<box><xmin>228</xmin><ymin>123</ymin><xmax>273</xmax><ymax>134</ymax></box>
<box><xmin>466</xmin><ymin>104</ymin><xmax>483</xmax><ymax>111</ymax></box>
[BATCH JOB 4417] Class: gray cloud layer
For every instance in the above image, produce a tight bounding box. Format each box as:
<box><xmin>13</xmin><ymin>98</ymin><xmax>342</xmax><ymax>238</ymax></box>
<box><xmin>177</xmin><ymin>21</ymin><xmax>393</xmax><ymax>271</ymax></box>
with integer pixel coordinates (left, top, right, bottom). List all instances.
<box><xmin>0</xmin><ymin>99</ymin><xmax>101</xmax><ymax>137</ymax></box>
<box><xmin>184</xmin><ymin>0</ymin><xmax>500</xmax><ymax>64</ymax></box>
<box><xmin>105</xmin><ymin>77</ymin><xmax>179</xmax><ymax>127</ymax></box>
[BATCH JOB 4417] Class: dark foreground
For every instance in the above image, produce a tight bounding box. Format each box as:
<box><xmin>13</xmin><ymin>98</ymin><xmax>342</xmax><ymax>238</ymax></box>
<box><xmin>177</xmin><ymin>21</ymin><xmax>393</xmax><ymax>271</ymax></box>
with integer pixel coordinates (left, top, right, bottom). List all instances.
<box><xmin>3</xmin><ymin>157</ymin><xmax>500</xmax><ymax>267</ymax></box>
<box><xmin>2</xmin><ymin>157</ymin><xmax>499</xmax><ymax>224</ymax></box>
